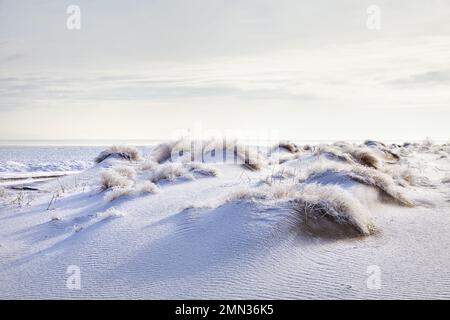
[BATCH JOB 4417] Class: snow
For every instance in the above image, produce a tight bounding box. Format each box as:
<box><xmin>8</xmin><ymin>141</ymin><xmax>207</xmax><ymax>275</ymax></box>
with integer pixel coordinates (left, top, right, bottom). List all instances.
<box><xmin>0</xmin><ymin>147</ymin><xmax>96</xmax><ymax>174</ymax></box>
<box><xmin>0</xmin><ymin>141</ymin><xmax>449</xmax><ymax>299</ymax></box>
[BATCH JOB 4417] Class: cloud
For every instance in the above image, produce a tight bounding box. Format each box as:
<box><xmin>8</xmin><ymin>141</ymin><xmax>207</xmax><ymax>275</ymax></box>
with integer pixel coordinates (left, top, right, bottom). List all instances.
<box><xmin>1</xmin><ymin>36</ymin><xmax>450</xmax><ymax>111</ymax></box>
<box><xmin>391</xmin><ymin>70</ymin><xmax>450</xmax><ymax>85</ymax></box>
<box><xmin>0</xmin><ymin>53</ymin><xmax>23</xmax><ymax>63</ymax></box>
<box><xmin>1</xmin><ymin>1</ymin><xmax>450</xmax><ymax>140</ymax></box>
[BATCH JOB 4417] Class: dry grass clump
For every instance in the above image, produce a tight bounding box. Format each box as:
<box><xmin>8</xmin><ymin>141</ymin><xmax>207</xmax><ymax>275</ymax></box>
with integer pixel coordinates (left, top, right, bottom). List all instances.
<box><xmin>99</xmin><ymin>166</ymin><xmax>137</xmax><ymax>202</ymax></box>
<box><xmin>203</xmin><ymin>140</ymin><xmax>267</xmax><ymax>170</ymax></box>
<box><xmin>186</xmin><ymin>162</ymin><xmax>220</xmax><ymax>177</ymax></box>
<box><xmin>314</xmin><ymin>144</ymin><xmax>384</xmax><ymax>169</ymax></box>
<box><xmin>136</xmin><ymin>181</ymin><xmax>159</xmax><ymax>194</ymax></box>
<box><xmin>95</xmin><ymin>145</ymin><xmax>142</xmax><ymax>163</ymax></box>
<box><xmin>338</xmin><ymin>143</ymin><xmax>382</xmax><ymax>169</ymax></box>
<box><xmin>103</xmin><ymin>187</ymin><xmax>131</xmax><ymax>202</ymax></box>
<box><xmin>99</xmin><ymin>166</ymin><xmax>136</xmax><ymax>190</ymax></box>
<box><xmin>213</xmin><ymin>182</ymin><xmax>375</xmax><ymax>237</ymax></box>
<box><xmin>314</xmin><ymin>145</ymin><xmax>356</xmax><ymax>164</ymax></box>
<box><xmin>111</xmin><ymin>165</ymin><xmax>137</xmax><ymax>180</ymax></box>
<box><xmin>99</xmin><ymin>207</ymin><xmax>126</xmax><ymax>219</ymax></box>
<box><xmin>293</xmin><ymin>184</ymin><xmax>375</xmax><ymax>236</ymax></box>
<box><xmin>98</xmin><ymin>158</ymin><xmax>163</xmax><ymax>202</ymax></box>
<box><xmin>148</xmin><ymin>162</ymin><xmax>219</xmax><ymax>183</ymax></box>
<box><xmin>149</xmin><ymin>163</ymin><xmax>194</xmax><ymax>183</ymax></box>
<box><xmin>140</xmin><ymin>159</ymin><xmax>158</xmax><ymax>171</ymax></box>
<box><xmin>345</xmin><ymin>168</ymin><xmax>414</xmax><ymax>207</ymax></box>
<box><xmin>104</xmin><ymin>187</ymin><xmax>132</xmax><ymax>202</ymax></box>
<box><xmin>104</xmin><ymin>181</ymin><xmax>158</xmax><ymax>203</ymax></box>
<box><xmin>348</xmin><ymin>148</ymin><xmax>381</xmax><ymax>169</ymax></box>
<box><xmin>149</xmin><ymin>139</ymin><xmax>268</xmax><ymax>170</ymax></box>
<box><xmin>272</xmin><ymin>141</ymin><xmax>300</xmax><ymax>153</ymax></box>
<box><xmin>234</xmin><ymin>144</ymin><xmax>267</xmax><ymax>171</ymax></box>
<box><xmin>364</xmin><ymin>140</ymin><xmax>401</xmax><ymax>163</ymax></box>
<box><xmin>302</xmin><ymin>161</ymin><xmax>415</xmax><ymax>207</ymax></box>
<box><xmin>149</xmin><ymin>139</ymin><xmax>206</xmax><ymax>163</ymax></box>
<box><xmin>382</xmin><ymin>149</ymin><xmax>400</xmax><ymax>163</ymax></box>
<box><xmin>149</xmin><ymin>142</ymin><xmax>176</xmax><ymax>163</ymax></box>
<box><xmin>269</xmin><ymin>141</ymin><xmax>305</xmax><ymax>164</ymax></box>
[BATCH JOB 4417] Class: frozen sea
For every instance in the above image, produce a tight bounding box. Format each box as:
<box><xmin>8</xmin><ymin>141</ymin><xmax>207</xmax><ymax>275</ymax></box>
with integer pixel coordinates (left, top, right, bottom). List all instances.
<box><xmin>0</xmin><ymin>141</ymin><xmax>159</xmax><ymax>175</ymax></box>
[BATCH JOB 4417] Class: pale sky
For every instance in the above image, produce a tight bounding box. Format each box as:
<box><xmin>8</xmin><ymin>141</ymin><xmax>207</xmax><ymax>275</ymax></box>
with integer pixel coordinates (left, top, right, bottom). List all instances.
<box><xmin>1</xmin><ymin>0</ymin><xmax>449</xmax><ymax>142</ymax></box>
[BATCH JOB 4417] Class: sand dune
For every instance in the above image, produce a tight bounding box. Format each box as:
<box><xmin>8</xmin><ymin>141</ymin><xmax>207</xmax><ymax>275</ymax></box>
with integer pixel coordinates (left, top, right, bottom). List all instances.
<box><xmin>0</xmin><ymin>140</ymin><xmax>449</xmax><ymax>299</ymax></box>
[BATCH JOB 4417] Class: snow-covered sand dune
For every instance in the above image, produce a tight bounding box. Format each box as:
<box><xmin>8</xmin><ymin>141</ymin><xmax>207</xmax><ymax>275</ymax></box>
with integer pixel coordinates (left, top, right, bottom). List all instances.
<box><xmin>0</xmin><ymin>140</ymin><xmax>449</xmax><ymax>299</ymax></box>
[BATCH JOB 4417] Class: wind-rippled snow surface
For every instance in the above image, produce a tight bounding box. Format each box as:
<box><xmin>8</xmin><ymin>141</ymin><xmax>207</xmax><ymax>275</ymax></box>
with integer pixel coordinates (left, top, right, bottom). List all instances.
<box><xmin>1</xmin><ymin>141</ymin><xmax>449</xmax><ymax>299</ymax></box>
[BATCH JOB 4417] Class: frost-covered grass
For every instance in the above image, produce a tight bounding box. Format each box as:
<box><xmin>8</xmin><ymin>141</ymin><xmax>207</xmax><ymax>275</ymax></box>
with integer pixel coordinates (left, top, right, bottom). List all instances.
<box><xmin>185</xmin><ymin>162</ymin><xmax>220</xmax><ymax>177</ymax></box>
<box><xmin>110</xmin><ymin>165</ymin><xmax>137</xmax><ymax>180</ymax></box>
<box><xmin>271</xmin><ymin>141</ymin><xmax>300</xmax><ymax>154</ymax></box>
<box><xmin>202</xmin><ymin>140</ymin><xmax>268</xmax><ymax>170</ymax></box>
<box><xmin>104</xmin><ymin>174</ymin><xmax>159</xmax><ymax>202</ymax></box>
<box><xmin>2</xmin><ymin>140</ymin><xmax>450</xmax><ymax>299</ymax></box>
<box><xmin>149</xmin><ymin>163</ymin><xmax>194</xmax><ymax>183</ymax></box>
<box><xmin>293</xmin><ymin>184</ymin><xmax>375</xmax><ymax>236</ymax></box>
<box><xmin>149</xmin><ymin>142</ymin><xmax>175</xmax><ymax>164</ymax></box>
<box><xmin>3</xmin><ymin>140</ymin><xmax>445</xmax><ymax>238</ymax></box>
<box><xmin>234</xmin><ymin>143</ymin><xmax>267</xmax><ymax>171</ymax></box>
<box><xmin>239</xmin><ymin>183</ymin><xmax>374</xmax><ymax>236</ymax></box>
<box><xmin>313</xmin><ymin>145</ymin><xmax>356</xmax><ymax>164</ymax></box>
<box><xmin>147</xmin><ymin>162</ymin><xmax>219</xmax><ymax>184</ymax></box>
<box><xmin>98</xmin><ymin>156</ymin><xmax>218</xmax><ymax>201</ymax></box>
<box><xmin>99</xmin><ymin>166</ymin><xmax>139</xmax><ymax>202</ymax></box>
<box><xmin>147</xmin><ymin>139</ymin><xmax>268</xmax><ymax>170</ymax></box>
<box><xmin>190</xmin><ymin>182</ymin><xmax>375</xmax><ymax>236</ymax></box>
<box><xmin>135</xmin><ymin>181</ymin><xmax>159</xmax><ymax>194</ymax></box>
<box><xmin>298</xmin><ymin>160</ymin><xmax>415</xmax><ymax>207</ymax></box>
<box><xmin>104</xmin><ymin>186</ymin><xmax>132</xmax><ymax>202</ymax></box>
<box><xmin>347</xmin><ymin>148</ymin><xmax>381</xmax><ymax>169</ymax></box>
<box><xmin>100</xmin><ymin>168</ymin><xmax>135</xmax><ymax>191</ymax></box>
<box><xmin>140</xmin><ymin>160</ymin><xmax>158</xmax><ymax>171</ymax></box>
<box><xmin>99</xmin><ymin>207</ymin><xmax>126</xmax><ymax>219</ymax></box>
<box><xmin>314</xmin><ymin>144</ymin><xmax>381</xmax><ymax>168</ymax></box>
<box><xmin>95</xmin><ymin>145</ymin><xmax>142</xmax><ymax>163</ymax></box>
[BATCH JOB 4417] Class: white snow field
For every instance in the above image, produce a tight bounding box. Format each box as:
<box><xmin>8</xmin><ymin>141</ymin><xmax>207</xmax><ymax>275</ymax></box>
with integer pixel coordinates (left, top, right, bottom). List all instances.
<box><xmin>0</xmin><ymin>140</ymin><xmax>449</xmax><ymax>299</ymax></box>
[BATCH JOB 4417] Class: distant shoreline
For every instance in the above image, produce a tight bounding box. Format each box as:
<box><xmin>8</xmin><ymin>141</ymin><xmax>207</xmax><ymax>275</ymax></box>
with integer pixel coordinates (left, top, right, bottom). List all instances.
<box><xmin>0</xmin><ymin>138</ymin><xmax>446</xmax><ymax>147</ymax></box>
